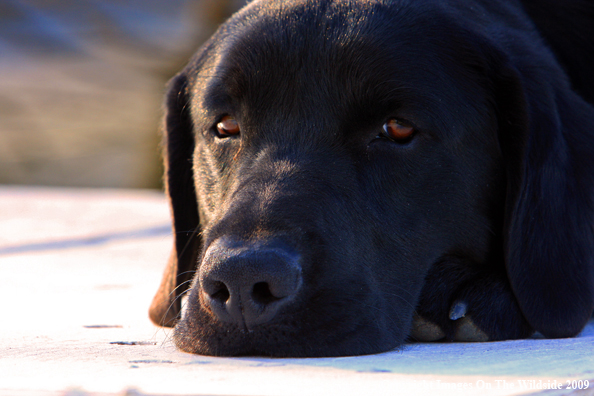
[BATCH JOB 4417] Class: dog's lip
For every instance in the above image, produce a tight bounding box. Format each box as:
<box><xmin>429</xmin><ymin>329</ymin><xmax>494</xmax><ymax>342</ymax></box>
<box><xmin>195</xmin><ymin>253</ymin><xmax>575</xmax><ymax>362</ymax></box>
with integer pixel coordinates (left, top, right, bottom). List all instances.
<box><xmin>174</xmin><ymin>314</ymin><xmax>404</xmax><ymax>357</ymax></box>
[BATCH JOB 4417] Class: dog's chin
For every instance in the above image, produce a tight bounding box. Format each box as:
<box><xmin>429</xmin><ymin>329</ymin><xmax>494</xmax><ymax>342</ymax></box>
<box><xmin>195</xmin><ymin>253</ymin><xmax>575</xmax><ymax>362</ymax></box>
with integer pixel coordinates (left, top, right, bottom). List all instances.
<box><xmin>173</xmin><ymin>329</ymin><xmax>405</xmax><ymax>358</ymax></box>
<box><xmin>172</xmin><ymin>309</ymin><xmax>408</xmax><ymax>358</ymax></box>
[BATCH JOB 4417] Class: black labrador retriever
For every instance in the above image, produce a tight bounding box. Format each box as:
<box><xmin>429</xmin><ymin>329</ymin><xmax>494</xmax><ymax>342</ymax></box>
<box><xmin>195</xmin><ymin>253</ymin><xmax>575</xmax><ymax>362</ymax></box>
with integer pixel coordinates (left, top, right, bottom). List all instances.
<box><xmin>149</xmin><ymin>0</ymin><xmax>594</xmax><ymax>357</ymax></box>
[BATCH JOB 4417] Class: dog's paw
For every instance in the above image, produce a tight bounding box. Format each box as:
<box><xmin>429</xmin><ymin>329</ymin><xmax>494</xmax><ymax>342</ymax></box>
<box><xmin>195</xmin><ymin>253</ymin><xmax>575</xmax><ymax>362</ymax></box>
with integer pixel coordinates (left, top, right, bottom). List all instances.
<box><xmin>453</xmin><ymin>316</ymin><xmax>490</xmax><ymax>341</ymax></box>
<box><xmin>411</xmin><ymin>301</ymin><xmax>489</xmax><ymax>342</ymax></box>
<box><xmin>415</xmin><ymin>257</ymin><xmax>534</xmax><ymax>342</ymax></box>
<box><xmin>448</xmin><ymin>300</ymin><xmax>489</xmax><ymax>341</ymax></box>
<box><xmin>410</xmin><ymin>314</ymin><xmax>445</xmax><ymax>341</ymax></box>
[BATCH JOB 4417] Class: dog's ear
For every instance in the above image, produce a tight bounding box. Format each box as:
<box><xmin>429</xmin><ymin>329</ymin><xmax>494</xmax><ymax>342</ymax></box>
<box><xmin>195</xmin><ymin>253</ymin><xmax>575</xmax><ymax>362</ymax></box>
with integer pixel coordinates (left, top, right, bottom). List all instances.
<box><xmin>495</xmin><ymin>59</ymin><xmax>594</xmax><ymax>338</ymax></box>
<box><xmin>149</xmin><ymin>73</ymin><xmax>201</xmax><ymax>327</ymax></box>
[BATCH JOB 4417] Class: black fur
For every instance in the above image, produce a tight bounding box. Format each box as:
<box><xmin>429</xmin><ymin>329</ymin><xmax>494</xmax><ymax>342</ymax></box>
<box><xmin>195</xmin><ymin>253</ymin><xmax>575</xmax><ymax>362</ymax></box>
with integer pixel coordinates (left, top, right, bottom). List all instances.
<box><xmin>150</xmin><ymin>0</ymin><xmax>594</xmax><ymax>357</ymax></box>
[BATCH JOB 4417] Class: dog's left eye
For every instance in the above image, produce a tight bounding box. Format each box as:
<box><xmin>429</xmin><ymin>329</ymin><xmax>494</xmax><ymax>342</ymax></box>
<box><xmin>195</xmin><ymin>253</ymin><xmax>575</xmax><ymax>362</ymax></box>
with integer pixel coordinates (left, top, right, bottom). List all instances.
<box><xmin>380</xmin><ymin>118</ymin><xmax>415</xmax><ymax>142</ymax></box>
<box><xmin>216</xmin><ymin>116</ymin><xmax>241</xmax><ymax>137</ymax></box>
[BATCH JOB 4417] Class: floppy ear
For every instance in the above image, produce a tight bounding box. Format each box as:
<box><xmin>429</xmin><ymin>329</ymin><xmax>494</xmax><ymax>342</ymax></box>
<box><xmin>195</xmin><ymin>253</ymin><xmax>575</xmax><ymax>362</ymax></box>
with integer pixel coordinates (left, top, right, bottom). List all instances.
<box><xmin>496</xmin><ymin>60</ymin><xmax>594</xmax><ymax>338</ymax></box>
<box><xmin>149</xmin><ymin>73</ymin><xmax>201</xmax><ymax>327</ymax></box>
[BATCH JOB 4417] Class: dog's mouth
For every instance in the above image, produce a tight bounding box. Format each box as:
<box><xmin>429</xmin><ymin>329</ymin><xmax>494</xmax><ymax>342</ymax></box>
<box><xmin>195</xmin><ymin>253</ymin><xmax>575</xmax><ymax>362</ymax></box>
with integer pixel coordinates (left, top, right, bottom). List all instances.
<box><xmin>173</xmin><ymin>306</ymin><xmax>393</xmax><ymax>358</ymax></box>
<box><xmin>175</xmin><ymin>296</ymin><xmax>324</xmax><ymax>357</ymax></box>
<box><xmin>173</xmin><ymin>274</ymin><xmax>414</xmax><ymax>356</ymax></box>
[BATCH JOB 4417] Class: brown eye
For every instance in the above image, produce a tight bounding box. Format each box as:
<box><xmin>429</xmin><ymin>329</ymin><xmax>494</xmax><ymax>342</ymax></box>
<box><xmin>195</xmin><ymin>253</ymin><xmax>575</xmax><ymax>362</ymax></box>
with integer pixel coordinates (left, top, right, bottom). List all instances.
<box><xmin>216</xmin><ymin>115</ymin><xmax>240</xmax><ymax>136</ymax></box>
<box><xmin>382</xmin><ymin>118</ymin><xmax>415</xmax><ymax>142</ymax></box>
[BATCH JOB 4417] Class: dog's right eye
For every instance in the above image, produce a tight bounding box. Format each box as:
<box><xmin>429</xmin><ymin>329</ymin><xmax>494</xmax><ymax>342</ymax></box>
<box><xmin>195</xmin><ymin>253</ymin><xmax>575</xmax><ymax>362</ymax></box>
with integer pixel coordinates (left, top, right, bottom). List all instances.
<box><xmin>216</xmin><ymin>116</ymin><xmax>240</xmax><ymax>137</ymax></box>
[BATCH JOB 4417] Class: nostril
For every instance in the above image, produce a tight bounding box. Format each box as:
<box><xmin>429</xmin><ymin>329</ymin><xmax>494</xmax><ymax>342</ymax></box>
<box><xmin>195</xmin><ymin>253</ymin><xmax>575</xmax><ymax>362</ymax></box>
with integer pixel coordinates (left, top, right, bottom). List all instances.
<box><xmin>209</xmin><ymin>281</ymin><xmax>230</xmax><ymax>303</ymax></box>
<box><xmin>199</xmin><ymin>238</ymin><xmax>303</xmax><ymax>326</ymax></box>
<box><xmin>252</xmin><ymin>282</ymin><xmax>280</xmax><ymax>305</ymax></box>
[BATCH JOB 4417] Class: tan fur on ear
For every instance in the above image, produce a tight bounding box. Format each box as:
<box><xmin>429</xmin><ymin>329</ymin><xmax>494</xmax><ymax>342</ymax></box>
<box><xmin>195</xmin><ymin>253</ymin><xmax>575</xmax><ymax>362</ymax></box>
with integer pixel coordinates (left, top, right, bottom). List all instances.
<box><xmin>149</xmin><ymin>251</ymin><xmax>180</xmax><ymax>327</ymax></box>
<box><xmin>149</xmin><ymin>72</ymin><xmax>201</xmax><ymax>328</ymax></box>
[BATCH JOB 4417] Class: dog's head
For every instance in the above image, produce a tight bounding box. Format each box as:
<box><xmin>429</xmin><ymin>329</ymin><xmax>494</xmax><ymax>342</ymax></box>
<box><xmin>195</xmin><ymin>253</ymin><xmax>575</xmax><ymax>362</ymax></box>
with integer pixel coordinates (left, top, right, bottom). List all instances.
<box><xmin>150</xmin><ymin>0</ymin><xmax>594</xmax><ymax>357</ymax></box>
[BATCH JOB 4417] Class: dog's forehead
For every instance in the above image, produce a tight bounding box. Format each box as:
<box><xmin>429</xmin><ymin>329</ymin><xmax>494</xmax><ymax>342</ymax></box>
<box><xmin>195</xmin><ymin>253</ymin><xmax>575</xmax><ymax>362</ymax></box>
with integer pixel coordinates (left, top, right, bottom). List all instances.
<box><xmin>191</xmin><ymin>0</ymin><xmax>490</xmax><ymax>139</ymax></box>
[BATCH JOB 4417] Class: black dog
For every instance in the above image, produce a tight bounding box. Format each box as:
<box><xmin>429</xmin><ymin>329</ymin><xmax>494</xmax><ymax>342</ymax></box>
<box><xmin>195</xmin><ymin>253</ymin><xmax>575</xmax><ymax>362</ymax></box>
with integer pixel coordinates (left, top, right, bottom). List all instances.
<box><xmin>149</xmin><ymin>0</ymin><xmax>594</xmax><ymax>357</ymax></box>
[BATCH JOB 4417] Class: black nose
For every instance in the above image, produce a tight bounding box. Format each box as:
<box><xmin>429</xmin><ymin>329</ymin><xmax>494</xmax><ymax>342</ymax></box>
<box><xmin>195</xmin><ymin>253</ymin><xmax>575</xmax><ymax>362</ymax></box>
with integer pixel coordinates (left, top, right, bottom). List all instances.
<box><xmin>199</xmin><ymin>238</ymin><xmax>302</xmax><ymax>328</ymax></box>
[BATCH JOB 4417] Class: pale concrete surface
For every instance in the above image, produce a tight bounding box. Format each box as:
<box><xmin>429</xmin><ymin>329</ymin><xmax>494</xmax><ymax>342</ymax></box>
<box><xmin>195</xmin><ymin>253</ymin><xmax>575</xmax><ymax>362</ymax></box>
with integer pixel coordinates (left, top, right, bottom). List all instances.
<box><xmin>0</xmin><ymin>186</ymin><xmax>593</xmax><ymax>396</ymax></box>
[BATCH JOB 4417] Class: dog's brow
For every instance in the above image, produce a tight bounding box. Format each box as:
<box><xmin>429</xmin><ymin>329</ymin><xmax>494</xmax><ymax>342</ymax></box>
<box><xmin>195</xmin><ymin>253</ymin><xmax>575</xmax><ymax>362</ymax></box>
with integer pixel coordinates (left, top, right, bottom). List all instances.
<box><xmin>200</xmin><ymin>78</ymin><xmax>234</xmax><ymax>113</ymax></box>
<box><xmin>199</xmin><ymin>60</ymin><xmax>248</xmax><ymax>112</ymax></box>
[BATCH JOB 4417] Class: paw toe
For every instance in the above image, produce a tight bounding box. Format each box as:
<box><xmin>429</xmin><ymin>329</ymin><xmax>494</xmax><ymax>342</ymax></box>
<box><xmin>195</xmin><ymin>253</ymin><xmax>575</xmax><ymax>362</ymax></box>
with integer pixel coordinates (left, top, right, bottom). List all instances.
<box><xmin>410</xmin><ymin>314</ymin><xmax>446</xmax><ymax>341</ymax></box>
<box><xmin>453</xmin><ymin>316</ymin><xmax>490</xmax><ymax>342</ymax></box>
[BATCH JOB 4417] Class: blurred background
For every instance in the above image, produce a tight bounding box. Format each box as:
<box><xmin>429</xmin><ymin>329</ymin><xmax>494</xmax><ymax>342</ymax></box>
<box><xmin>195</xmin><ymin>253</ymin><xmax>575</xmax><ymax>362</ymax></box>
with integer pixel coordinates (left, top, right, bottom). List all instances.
<box><xmin>0</xmin><ymin>0</ymin><xmax>246</xmax><ymax>189</ymax></box>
